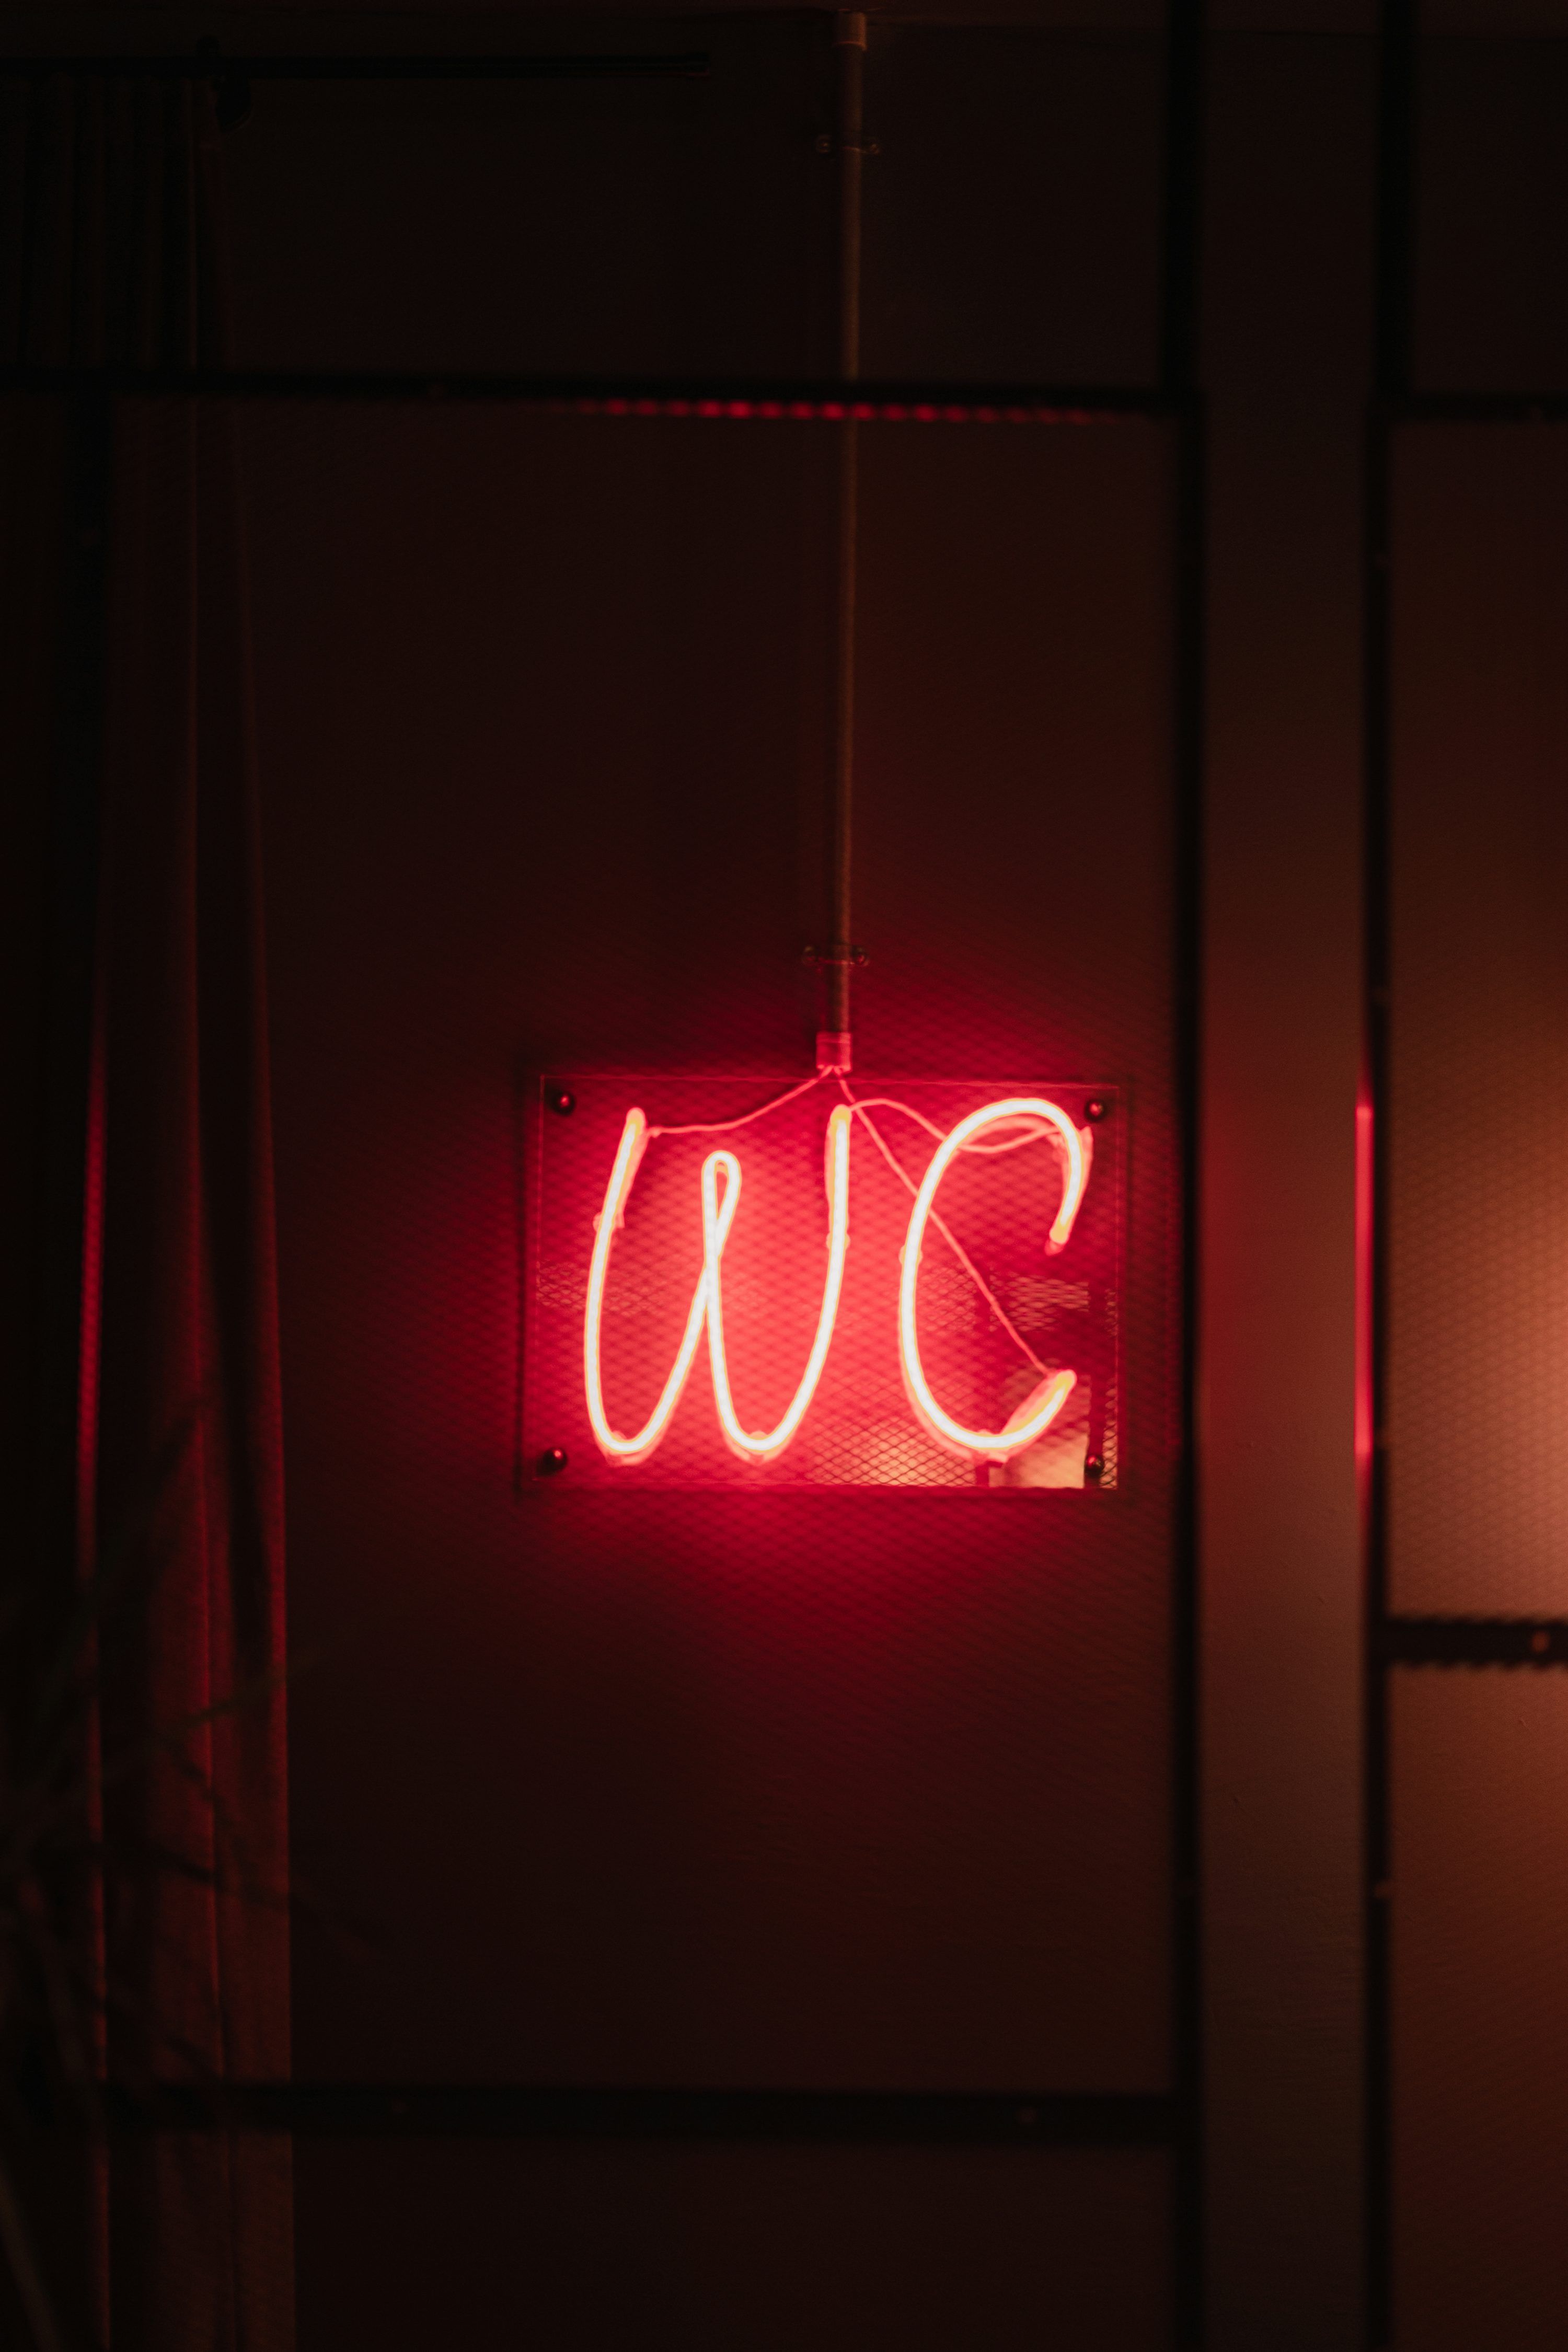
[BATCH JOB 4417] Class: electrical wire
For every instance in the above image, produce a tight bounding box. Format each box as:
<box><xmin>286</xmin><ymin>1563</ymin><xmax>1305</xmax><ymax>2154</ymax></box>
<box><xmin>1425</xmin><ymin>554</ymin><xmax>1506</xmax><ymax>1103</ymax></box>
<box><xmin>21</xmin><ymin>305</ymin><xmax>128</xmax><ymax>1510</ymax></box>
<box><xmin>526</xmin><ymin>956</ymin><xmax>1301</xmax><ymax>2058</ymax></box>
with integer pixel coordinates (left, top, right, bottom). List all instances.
<box><xmin>647</xmin><ymin>1074</ymin><xmax>824</xmax><ymax>1138</ymax></box>
<box><xmin>845</xmin><ymin>1097</ymin><xmax>1064</xmax><ymax>1157</ymax></box>
<box><xmin>836</xmin><ymin>1079</ymin><xmax>1051</xmax><ymax>1379</ymax></box>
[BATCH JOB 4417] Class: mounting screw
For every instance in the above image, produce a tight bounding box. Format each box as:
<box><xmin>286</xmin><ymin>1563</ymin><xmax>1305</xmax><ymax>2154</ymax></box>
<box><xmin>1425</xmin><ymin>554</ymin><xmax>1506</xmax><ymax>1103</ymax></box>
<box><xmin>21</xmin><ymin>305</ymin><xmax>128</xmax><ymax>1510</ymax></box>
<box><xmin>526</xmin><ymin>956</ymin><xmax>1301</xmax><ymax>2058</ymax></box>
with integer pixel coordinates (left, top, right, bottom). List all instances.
<box><xmin>815</xmin><ymin>132</ymin><xmax>833</xmax><ymax>152</ymax></box>
<box><xmin>1083</xmin><ymin>1098</ymin><xmax>1110</xmax><ymax>1124</ymax></box>
<box><xmin>545</xmin><ymin>1086</ymin><xmax>575</xmax><ymax>1116</ymax></box>
<box><xmin>1084</xmin><ymin>1454</ymin><xmax>1106</xmax><ymax>1483</ymax></box>
<box><xmin>536</xmin><ymin>1447</ymin><xmax>569</xmax><ymax>1478</ymax></box>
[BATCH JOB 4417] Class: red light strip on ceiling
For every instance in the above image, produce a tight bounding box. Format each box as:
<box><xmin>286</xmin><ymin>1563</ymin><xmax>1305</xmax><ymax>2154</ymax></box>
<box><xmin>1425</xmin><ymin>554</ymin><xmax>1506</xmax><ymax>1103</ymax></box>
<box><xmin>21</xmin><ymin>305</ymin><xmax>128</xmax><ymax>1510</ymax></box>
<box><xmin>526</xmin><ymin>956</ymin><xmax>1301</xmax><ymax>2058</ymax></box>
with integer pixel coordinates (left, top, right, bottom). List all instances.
<box><xmin>571</xmin><ymin>397</ymin><xmax>1099</xmax><ymax>427</ymax></box>
<box><xmin>582</xmin><ymin>1094</ymin><xmax>1090</xmax><ymax>1473</ymax></box>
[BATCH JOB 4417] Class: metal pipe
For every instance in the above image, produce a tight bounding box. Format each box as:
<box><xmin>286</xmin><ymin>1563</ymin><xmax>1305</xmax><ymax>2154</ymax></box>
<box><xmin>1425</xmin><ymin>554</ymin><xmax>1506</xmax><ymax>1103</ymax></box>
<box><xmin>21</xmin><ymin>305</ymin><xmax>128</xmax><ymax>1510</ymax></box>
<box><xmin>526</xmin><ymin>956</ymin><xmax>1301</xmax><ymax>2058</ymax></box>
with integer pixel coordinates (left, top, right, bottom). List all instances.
<box><xmin>836</xmin><ymin>13</ymin><xmax>866</xmax><ymax>383</ymax></box>
<box><xmin>818</xmin><ymin>10</ymin><xmax>867</xmax><ymax>1075</ymax></box>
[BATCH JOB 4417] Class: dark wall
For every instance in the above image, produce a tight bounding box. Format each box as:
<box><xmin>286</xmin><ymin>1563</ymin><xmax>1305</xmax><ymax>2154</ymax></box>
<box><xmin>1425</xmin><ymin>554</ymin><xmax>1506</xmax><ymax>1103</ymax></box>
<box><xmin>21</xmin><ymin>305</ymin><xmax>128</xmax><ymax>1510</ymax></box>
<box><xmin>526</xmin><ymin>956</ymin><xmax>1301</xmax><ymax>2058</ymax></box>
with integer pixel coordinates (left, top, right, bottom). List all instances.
<box><xmin>221</xmin><ymin>18</ymin><xmax>1568</xmax><ymax>2349</ymax></box>
<box><xmin>216</xmin><ymin>16</ymin><xmax>1184</xmax><ymax>2350</ymax></box>
<box><xmin>251</xmin><ymin>410</ymin><xmax>1180</xmax><ymax>2352</ymax></box>
<box><xmin>1199</xmin><ymin>31</ymin><xmax>1369</xmax><ymax>2347</ymax></box>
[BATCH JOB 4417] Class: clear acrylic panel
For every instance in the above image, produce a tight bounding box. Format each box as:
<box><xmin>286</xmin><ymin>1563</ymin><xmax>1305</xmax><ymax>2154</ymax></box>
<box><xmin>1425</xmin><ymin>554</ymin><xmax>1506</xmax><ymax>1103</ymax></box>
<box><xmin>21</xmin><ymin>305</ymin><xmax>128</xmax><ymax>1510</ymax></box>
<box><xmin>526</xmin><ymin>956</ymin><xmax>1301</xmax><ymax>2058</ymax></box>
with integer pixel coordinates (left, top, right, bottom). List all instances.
<box><xmin>524</xmin><ymin>1073</ymin><xmax>1123</xmax><ymax>1492</ymax></box>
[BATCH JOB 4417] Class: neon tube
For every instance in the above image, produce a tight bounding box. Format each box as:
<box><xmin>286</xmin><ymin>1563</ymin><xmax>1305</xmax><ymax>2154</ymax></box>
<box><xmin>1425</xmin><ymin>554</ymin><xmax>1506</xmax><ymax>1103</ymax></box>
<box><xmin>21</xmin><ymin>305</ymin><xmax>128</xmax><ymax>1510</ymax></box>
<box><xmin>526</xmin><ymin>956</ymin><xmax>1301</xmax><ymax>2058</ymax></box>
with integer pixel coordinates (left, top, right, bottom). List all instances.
<box><xmin>583</xmin><ymin>1103</ymin><xmax>851</xmax><ymax>1469</ymax></box>
<box><xmin>583</xmin><ymin>1108</ymin><xmax>739</xmax><ymax>1466</ymax></box>
<box><xmin>702</xmin><ymin>1103</ymin><xmax>852</xmax><ymax>1462</ymax></box>
<box><xmin>898</xmin><ymin>1096</ymin><xmax>1086</xmax><ymax>1466</ymax></box>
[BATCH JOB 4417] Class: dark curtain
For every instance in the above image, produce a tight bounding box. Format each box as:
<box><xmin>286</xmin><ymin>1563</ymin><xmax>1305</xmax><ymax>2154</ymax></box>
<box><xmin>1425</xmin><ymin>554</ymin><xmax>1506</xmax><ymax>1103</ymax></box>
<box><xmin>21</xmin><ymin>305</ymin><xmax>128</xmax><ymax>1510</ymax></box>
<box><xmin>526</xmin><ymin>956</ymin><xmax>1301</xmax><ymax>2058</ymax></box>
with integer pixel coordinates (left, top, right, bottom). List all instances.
<box><xmin>2</xmin><ymin>73</ymin><xmax>292</xmax><ymax>2352</ymax></box>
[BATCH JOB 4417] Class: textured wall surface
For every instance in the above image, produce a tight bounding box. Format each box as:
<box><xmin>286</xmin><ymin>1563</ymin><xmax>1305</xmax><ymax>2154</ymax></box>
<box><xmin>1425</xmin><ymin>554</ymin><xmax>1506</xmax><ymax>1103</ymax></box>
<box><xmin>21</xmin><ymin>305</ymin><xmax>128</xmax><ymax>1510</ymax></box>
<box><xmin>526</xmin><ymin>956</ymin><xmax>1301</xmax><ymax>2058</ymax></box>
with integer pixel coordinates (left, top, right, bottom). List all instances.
<box><xmin>252</xmin><ymin>394</ymin><xmax>1181</xmax><ymax>2341</ymax></box>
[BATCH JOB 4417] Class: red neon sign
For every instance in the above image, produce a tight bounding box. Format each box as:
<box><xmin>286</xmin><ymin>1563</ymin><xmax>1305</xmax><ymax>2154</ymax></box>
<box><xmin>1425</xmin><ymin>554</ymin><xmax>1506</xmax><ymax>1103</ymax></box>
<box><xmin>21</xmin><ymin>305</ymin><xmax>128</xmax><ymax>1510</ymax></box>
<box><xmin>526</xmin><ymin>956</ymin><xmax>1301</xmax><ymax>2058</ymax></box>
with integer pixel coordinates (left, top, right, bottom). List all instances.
<box><xmin>581</xmin><ymin>1090</ymin><xmax>1092</xmax><ymax>1473</ymax></box>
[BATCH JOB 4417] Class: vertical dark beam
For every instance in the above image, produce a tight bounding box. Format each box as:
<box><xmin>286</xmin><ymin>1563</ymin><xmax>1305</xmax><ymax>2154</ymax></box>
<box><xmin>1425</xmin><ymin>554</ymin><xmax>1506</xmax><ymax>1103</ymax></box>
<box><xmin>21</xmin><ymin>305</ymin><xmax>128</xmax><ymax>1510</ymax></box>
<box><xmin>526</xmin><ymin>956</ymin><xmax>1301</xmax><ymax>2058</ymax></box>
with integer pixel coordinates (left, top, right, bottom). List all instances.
<box><xmin>1361</xmin><ymin>413</ymin><xmax>1395</xmax><ymax>2352</ymax></box>
<box><xmin>1172</xmin><ymin>410</ymin><xmax>1207</xmax><ymax>2352</ymax></box>
<box><xmin>1202</xmin><ymin>29</ymin><xmax>1370</xmax><ymax>2350</ymax></box>
<box><xmin>1163</xmin><ymin>2</ymin><xmax>1205</xmax><ymax>2343</ymax></box>
<box><xmin>1365</xmin><ymin>5</ymin><xmax>1415</xmax><ymax>2344</ymax></box>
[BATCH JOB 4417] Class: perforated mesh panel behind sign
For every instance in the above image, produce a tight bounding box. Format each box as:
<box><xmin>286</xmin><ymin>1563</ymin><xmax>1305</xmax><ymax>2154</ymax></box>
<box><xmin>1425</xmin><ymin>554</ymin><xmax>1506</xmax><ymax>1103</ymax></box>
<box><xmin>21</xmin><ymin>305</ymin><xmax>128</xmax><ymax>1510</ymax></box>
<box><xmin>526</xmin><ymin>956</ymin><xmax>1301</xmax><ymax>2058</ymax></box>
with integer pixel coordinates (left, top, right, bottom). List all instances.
<box><xmin>524</xmin><ymin>1075</ymin><xmax>1122</xmax><ymax>1492</ymax></box>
